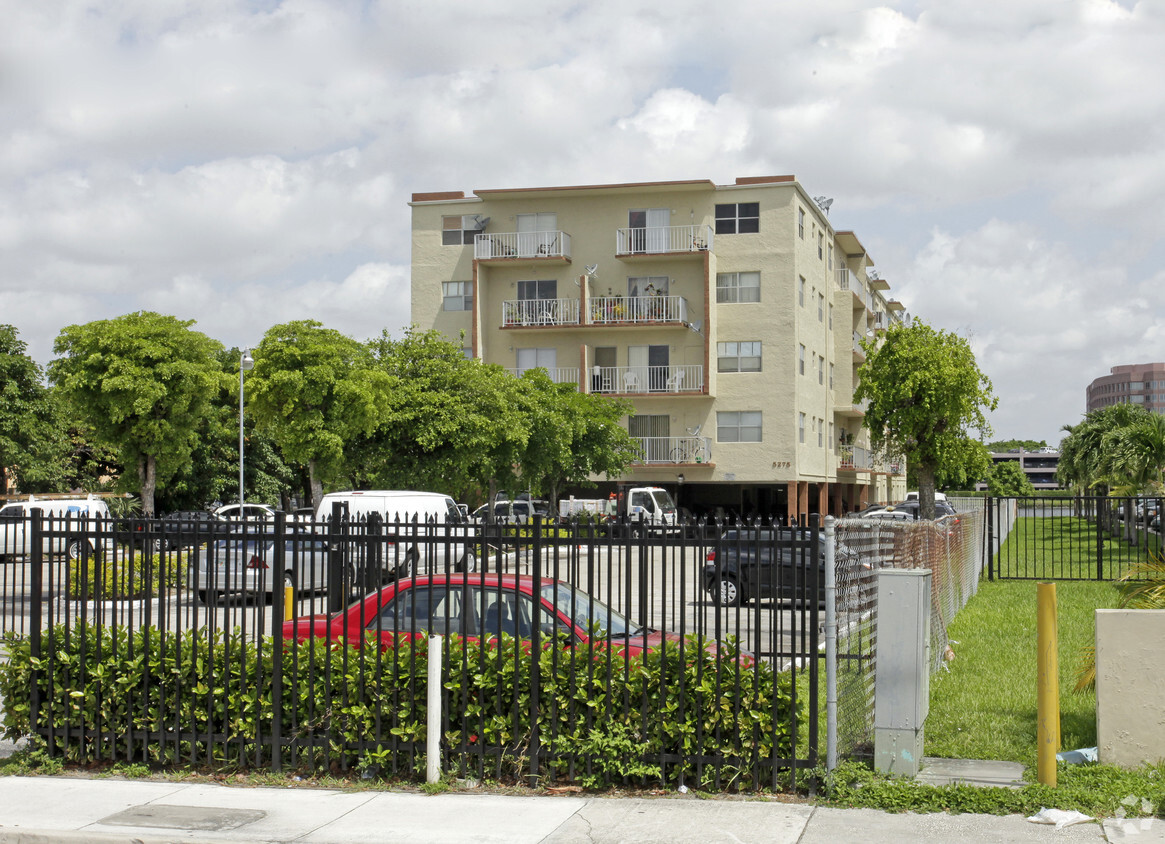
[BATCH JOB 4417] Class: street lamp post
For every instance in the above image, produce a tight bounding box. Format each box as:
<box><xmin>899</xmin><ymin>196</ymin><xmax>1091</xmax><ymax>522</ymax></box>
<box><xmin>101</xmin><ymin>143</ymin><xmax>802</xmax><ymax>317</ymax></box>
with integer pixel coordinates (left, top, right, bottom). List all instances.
<box><xmin>239</xmin><ymin>349</ymin><xmax>254</xmax><ymax>510</ymax></box>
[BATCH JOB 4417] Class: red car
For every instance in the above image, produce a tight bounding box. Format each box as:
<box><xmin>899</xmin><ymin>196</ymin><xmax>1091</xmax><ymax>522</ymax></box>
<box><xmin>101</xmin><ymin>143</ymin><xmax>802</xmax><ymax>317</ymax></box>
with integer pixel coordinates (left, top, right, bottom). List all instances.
<box><xmin>282</xmin><ymin>573</ymin><xmax>680</xmax><ymax>656</ymax></box>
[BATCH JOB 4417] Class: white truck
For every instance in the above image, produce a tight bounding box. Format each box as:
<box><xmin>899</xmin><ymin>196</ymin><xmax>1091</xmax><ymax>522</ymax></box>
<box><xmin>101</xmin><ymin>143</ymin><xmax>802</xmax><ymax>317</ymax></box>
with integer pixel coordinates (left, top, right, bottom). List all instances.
<box><xmin>560</xmin><ymin>486</ymin><xmax>678</xmax><ymax>528</ymax></box>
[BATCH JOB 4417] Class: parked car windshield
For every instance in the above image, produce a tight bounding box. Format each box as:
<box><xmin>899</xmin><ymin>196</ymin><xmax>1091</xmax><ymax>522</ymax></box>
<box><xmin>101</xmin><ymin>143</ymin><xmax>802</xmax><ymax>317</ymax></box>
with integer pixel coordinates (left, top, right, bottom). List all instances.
<box><xmin>539</xmin><ymin>583</ymin><xmax>640</xmax><ymax>638</ymax></box>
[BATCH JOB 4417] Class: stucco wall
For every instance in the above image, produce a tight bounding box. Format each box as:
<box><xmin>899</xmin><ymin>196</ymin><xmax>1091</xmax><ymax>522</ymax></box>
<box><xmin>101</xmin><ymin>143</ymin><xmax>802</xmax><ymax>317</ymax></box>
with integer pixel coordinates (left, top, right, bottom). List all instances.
<box><xmin>1095</xmin><ymin>608</ymin><xmax>1165</xmax><ymax>768</ymax></box>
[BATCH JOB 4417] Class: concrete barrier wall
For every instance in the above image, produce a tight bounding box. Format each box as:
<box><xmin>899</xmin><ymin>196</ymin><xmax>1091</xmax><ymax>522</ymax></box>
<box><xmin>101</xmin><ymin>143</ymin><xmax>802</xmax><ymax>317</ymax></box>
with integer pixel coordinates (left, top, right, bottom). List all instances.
<box><xmin>1096</xmin><ymin>609</ymin><xmax>1165</xmax><ymax>768</ymax></box>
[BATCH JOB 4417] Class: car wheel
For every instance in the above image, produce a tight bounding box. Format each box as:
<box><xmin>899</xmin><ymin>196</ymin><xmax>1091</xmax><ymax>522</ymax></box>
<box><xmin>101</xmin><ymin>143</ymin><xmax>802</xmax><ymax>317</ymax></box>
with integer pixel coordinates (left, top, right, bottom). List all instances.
<box><xmin>714</xmin><ymin>575</ymin><xmax>743</xmax><ymax>607</ymax></box>
<box><xmin>456</xmin><ymin>552</ymin><xmax>477</xmax><ymax>573</ymax></box>
<box><xmin>283</xmin><ymin>571</ymin><xmax>296</xmax><ymax>596</ymax></box>
<box><xmin>151</xmin><ymin>537</ymin><xmax>166</xmax><ymax>554</ymax></box>
<box><xmin>196</xmin><ymin>589</ymin><xmax>212</xmax><ymax>605</ymax></box>
<box><xmin>66</xmin><ymin>537</ymin><xmax>95</xmax><ymax>562</ymax></box>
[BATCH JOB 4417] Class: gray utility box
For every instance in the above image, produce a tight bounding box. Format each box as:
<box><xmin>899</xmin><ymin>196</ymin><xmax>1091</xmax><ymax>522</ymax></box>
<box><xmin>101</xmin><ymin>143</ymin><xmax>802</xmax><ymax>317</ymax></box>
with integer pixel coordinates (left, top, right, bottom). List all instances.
<box><xmin>874</xmin><ymin>568</ymin><xmax>932</xmax><ymax>776</ymax></box>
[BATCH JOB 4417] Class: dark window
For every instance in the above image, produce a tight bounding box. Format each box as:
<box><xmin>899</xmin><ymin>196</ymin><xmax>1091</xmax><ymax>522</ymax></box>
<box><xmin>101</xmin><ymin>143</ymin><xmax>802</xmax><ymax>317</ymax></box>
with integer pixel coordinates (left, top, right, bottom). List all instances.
<box><xmin>714</xmin><ymin>202</ymin><xmax>760</xmax><ymax>235</ymax></box>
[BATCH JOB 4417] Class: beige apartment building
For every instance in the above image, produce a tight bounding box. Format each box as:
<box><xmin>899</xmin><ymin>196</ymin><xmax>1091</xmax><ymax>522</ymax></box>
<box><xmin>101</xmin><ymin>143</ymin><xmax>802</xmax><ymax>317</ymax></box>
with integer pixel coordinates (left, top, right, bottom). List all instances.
<box><xmin>409</xmin><ymin>175</ymin><xmax>907</xmax><ymax>522</ymax></box>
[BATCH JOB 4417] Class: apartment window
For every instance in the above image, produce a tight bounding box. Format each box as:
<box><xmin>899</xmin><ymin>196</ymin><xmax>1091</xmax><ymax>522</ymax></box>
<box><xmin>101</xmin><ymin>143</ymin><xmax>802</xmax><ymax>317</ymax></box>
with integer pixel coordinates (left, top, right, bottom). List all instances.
<box><xmin>798</xmin><ymin>412</ymin><xmax>806</xmax><ymax>444</ymax></box>
<box><xmin>717</xmin><ymin>341</ymin><xmax>762</xmax><ymax>373</ymax></box>
<box><xmin>829</xmin><ymin>422</ymin><xmax>834</xmax><ymax>450</ymax></box>
<box><xmin>516</xmin><ymin>347</ymin><xmax>556</xmax><ymax>376</ymax></box>
<box><xmin>829</xmin><ymin>363</ymin><xmax>834</xmax><ymax>389</ymax></box>
<box><xmin>799</xmin><ymin>344</ymin><xmax>805</xmax><ymax>375</ymax></box>
<box><xmin>818</xmin><ymin>292</ymin><xmax>824</xmax><ymax>321</ymax></box>
<box><xmin>442</xmin><ymin>281</ymin><xmax>472</xmax><ymax>311</ymax></box>
<box><xmin>798</xmin><ymin>207</ymin><xmax>805</xmax><ymax>238</ymax></box>
<box><xmin>718</xmin><ymin>411</ymin><xmax>763</xmax><ymax>443</ymax></box>
<box><xmin>798</xmin><ymin>276</ymin><xmax>805</xmax><ymax>306</ymax></box>
<box><xmin>517</xmin><ymin>279</ymin><xmax>557</xmax><ymax>300</ymax></box>
<box><xmin>714</xmin><ymin>202</ymin><xmax>759</xmax><ymax>234</ymax></box>
<box><xmin>818</xmin><ymin>418</ymin><xmax>823</xmax><ymax>447</ymax></box>
<box><xmin>818</xmin><ymin>232</ymin><xmax>824</xmax><ymax>259</ymax></box>
<box><xmin>442</xmin><ymin>215</ymin><xmax>478</xmax><ymax>246</ymax></box>
<box><xmin>828</xmin><ymin>243</ymin><xmax>833</xmax><ymax>270</ymax></box>
<box><xmin>818</xmin><ymin>355</ymin><xmax>824</xmax><ymax>384</ymax></box>
<box><xmin>716</xmin><ymin>271</ymin><xmax>761</xmax><ymax>303</ymax></box>
<box><xmin>829</xmin><ymin>304</ymin><xmax>833</xmax><ymax>329</ymax></box>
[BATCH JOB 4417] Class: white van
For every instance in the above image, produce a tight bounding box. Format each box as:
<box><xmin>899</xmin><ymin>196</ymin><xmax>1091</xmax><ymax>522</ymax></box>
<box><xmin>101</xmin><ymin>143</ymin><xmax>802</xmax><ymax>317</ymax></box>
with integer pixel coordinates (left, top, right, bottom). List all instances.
<box><xmin>0</xmin><ymin>495</ymin><xmax>113</xmax><ymax>561</ymax></box>
<box><xmin>904</xmin><ymin>491</ymin><xmax>947</xmax><ymax>503</ymax></box>
<box><xmin>316</xmin><ymin>490</ymin><xmax>475</xmax><ymax>577</ymax></box>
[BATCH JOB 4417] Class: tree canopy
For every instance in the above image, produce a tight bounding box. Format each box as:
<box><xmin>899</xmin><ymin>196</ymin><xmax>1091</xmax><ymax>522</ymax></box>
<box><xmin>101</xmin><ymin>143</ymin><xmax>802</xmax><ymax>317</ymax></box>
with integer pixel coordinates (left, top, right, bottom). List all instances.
<box><xmin>0</xmin><ymin>325</ymin><xmax>67</xmax><ymax>494</ymax></box>
<box><xmin>1058</xmin><ymin>403</ymin><xmax>1165</xmax><ymax>496</ymax></box>
<box><xmin>986</xmin><ymin>459</ymin><xmax>1036</xmax><ymax>497</ymax></box>
<box><xmin>854</xmin><ymin>319</ymin><xmax>996</xmax><ymax>519</ymax></box>
<box><xmin>245</xmin><ymin>320</ymin><xmax>392</xmax><ymax>508</ymax></box>
<box><xmin>987</xmin><ymin>438</ymin><xmax>1048</xmax><ymax>452</ymax></box>
<box><xmin>49</xmin><ymin>312</ymin><xmax>225</xmax><ymax>515</ymax></box>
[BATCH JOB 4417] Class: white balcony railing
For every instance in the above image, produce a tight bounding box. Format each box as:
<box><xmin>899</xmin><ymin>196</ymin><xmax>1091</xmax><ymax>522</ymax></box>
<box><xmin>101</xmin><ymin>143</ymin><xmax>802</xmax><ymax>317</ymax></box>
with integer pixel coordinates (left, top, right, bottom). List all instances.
<box><xmin>838</xmin><ymin>444</ymin><xmax>874</xmax><ymax>470</ymax></box>
<box><xmin>475</xmin><ymin>230</ymin><xmax>571</xmax><ymax>260</ymax></box>
<box><xmin>852</xmin><ymin>331</ymin><xmax>867</xmax><ymax>355</ymax></box>
<box><xmin>615</xmin><ymin>224</ymin><xmax>713</xmax><ymax>255</ymax></box>
<box><xmin>631</xmin><ymin>436</ymin><xmax>712</xmax><ymax>464</ymax></box>
<box><xmin>506</xmin><ymin>366</ymin><xmax>579</xmax><ymax>385</ymax></box>
<box><xmin>501</xmin><ymin>298</ymin><xmax>580</xmax><ymax>327</ymax></box>
<box><xmin>590</xmin><ymin>364</ymin><xmax>703</xmax><ymax>394</ymax></box>
<box><xmin>589</xmin><ymin>295</ymin><xmax>688</xmax><ymax>325</ymax></box>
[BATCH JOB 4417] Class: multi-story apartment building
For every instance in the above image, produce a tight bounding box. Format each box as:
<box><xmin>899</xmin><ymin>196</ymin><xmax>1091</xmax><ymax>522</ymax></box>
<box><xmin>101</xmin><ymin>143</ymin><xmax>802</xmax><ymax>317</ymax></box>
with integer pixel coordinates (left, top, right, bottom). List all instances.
<box><xmin>974</xmin><ymin>450</ymin><xmax>1062</xmax><ymax>491</ymax></box>
<box><xmin>1086</xmin><ymin>363</ymin><xmax>1165</xmax><ymax>415</ymax></box>
<box><xmin>409</xmin><ymin>176</ymin><xmax>907</xmax><ymax>522</ymax></box>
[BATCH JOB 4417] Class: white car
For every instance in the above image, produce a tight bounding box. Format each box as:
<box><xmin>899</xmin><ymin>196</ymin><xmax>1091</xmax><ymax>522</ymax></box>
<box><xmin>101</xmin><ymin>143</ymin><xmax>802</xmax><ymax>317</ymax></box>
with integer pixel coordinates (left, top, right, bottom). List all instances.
<box><xmin>0</xmin><ymin>495</ymin><xmax>115</xmax><ymax>561</ymax></box>
<box><xmin>213</xmin><ymin>503</ymin><xmax>279</xmax><ymax>522</ymax></box>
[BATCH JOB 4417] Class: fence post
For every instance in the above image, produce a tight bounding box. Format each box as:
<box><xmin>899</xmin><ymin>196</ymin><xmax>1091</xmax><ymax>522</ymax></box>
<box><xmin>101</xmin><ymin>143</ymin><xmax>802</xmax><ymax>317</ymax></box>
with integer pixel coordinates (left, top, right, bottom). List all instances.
<box><xmin>986</xmin><ymin>497</ymin><xmax>995</xmax><ymax>581</ymax></box>
<box><xmin>270</xmin><ymin>511</ymin><xmax>286</xmax><ymax>771</ymax></box>
<box><xmin>1096</xmin><ymin>498</ymin><xmax>1105</xmax><ymax>582</ymax></box>
<box><xmin>28</xmin><ymin>508</ymin><xmax>44</xmax><ymax>746</ymax></box>
<box><xmin>824</xmin><ymin>516</ymin><xmax>837</xmax><ymax>772</ymax></box>
<box><xmin>528</xmin><ymin>515</ymin><xmax>542</xmax><ymax>787</ymax></box>
<box><xmin>327</xmin><ymin>501</ymin><xmax>345</xmax><ymax>614</ymax></box>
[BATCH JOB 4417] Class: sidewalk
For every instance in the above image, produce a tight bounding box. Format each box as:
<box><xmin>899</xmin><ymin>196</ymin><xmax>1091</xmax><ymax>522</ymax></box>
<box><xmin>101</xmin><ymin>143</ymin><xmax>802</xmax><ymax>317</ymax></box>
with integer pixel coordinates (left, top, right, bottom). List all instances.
<box><xmin>0</xmin><ymin>774</ymin><xmax>1155</xmax><ymax>844</ymax></box>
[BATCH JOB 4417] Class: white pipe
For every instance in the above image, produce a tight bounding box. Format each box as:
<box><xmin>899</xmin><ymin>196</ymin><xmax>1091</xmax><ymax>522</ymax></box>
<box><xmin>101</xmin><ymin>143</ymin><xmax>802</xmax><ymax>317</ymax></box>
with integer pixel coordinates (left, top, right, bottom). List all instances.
<box><xmin>426</xmin><ymin>634</ymin><xmax>442</xmax><ymax>784</ymax></box>
<box><xmin>825</xmin><ymin>516</ymin><xmax>838</xmax><ymax>772</ymax></box>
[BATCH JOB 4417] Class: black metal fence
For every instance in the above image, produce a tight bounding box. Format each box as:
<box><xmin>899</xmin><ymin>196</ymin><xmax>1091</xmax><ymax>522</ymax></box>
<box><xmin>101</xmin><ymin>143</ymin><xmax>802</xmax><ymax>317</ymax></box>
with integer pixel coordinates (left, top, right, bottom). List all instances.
<box><xmin>0</xmin><ymin>509</ymin><xmax>856</xmax><ymax>789</ymax></box>
<box><xmin>986</xmin><ymin>495</ymin><xmax>1162</xmax><ymax>581</ymax></box>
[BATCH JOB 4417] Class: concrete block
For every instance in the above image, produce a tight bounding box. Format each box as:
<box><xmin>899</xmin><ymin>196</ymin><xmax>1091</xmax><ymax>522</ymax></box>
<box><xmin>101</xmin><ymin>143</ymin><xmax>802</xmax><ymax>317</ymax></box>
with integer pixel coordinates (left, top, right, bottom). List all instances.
<box><xmin>1096</xmin><ymin>609</ymin><xmax>1165</xmax><ymax>768</ymax></box>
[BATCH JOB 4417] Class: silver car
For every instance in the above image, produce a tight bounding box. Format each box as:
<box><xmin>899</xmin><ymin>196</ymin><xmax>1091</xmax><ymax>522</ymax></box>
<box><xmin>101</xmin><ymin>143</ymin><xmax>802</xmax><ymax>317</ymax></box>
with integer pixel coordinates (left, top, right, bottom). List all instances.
<box><xmin>189</xmin><ymin>533</ymin><xmax>333</xmax><ymax>603</ymax></box>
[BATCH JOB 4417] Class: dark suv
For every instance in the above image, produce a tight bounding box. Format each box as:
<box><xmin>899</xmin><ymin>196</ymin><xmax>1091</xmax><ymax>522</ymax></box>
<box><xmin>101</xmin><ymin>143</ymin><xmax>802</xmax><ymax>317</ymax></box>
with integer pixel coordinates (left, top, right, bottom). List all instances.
<box><xmin>703</xmin><ymin>528</ymin><xmax>862</xmax><ymax>607</ymax></box>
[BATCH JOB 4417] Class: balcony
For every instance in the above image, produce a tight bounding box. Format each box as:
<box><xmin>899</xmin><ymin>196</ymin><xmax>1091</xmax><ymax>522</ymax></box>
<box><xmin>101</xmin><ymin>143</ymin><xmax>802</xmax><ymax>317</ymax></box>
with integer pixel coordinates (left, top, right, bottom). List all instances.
<box><xmin>589</xmin><ymin>295</ymin><xmax>689</xmax><ymax>325</ymax></box>
<box><xmin>501</xmin><ymin>298</ymin><xmax>580</xmax><ymax>327</ymax></box>
<box><xmin>475</xmin><ymin>230</ymin><xmax>571</xmax><ymax>263</ymax></box>
<box><xmin>838</xmin><ymin>444</ymin><xmax>873</xmax><ymax>471</ymax></box>
<box><xmin>630</xmin><ymin>435</ymin><xmax>713</xmax><ymax>465</ymax></box>
<box><xmin>837</xmin><ymin>397</ymin><xmax>869</xmax><ymax>418</ymax></box>
<box><xmin>615</xmin><ymin>225</ymin><xmax>713</xmax><ymax>260</ymax></box>
<box><xmin>591</xmin><ymin>364</ymin><xmax>704</xmax><ymax>395</ymax></box>
<box><xmin>505</xmin><ymin>367</ymin><xmax>580</xmax><ymax>386</ymax></box>
<box><xmin>852</xmin><ymin>331</ymin><xmax>867</xmax><ymax>360</ymax></box>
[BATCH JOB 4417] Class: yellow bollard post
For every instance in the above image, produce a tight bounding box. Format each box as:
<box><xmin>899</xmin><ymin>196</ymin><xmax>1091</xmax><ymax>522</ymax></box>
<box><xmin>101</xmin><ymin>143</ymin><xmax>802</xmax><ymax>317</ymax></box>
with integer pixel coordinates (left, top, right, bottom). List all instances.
<box><xmin>1036</xmin><ymin>582</ymin><xmax>1060</xmax><ymax>787</ymax></box>
<box><xmin>284</xmin><ymin>585</ymin><xmax>294</xmax><ymax>622</ymax></box>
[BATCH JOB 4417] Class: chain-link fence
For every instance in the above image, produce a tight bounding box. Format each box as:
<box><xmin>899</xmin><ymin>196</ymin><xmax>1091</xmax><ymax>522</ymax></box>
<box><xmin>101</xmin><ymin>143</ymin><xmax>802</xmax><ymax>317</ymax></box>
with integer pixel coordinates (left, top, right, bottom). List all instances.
<box><xmin>832</xmin><ymin>504</ymin><xmax>985</xmax><ymax>760</ymax></box>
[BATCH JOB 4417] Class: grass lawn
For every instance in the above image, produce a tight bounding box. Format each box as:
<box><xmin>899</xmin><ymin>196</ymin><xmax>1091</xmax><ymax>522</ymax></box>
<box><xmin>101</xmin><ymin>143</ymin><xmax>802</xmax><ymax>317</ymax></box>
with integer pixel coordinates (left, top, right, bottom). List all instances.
<box><xmin>925</xmin><ymin>579</ymin><xmax>1120</xmax><ymax>765</ymax></box>
<box><xmin>994</xmin><ymin>514</ymin><xmax>1160</xmax><ymax>580</ymax></box>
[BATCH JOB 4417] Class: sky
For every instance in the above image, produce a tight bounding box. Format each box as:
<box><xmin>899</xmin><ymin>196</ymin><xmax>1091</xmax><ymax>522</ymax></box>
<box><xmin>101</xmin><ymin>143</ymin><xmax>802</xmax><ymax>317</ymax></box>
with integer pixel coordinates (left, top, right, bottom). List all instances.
<box><xmin>3</xmin><ymin>0</ymin><xmax>1164</xmax><ymax>447</ymax></box>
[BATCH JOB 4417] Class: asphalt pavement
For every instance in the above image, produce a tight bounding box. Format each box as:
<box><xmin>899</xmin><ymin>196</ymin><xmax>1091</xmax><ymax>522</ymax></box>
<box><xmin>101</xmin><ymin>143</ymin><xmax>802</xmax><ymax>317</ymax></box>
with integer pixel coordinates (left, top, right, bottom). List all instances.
<box><xmin>0</xmin><ymin>771</ymin><xmax>1158</xmax><ymax>844</ymax></box>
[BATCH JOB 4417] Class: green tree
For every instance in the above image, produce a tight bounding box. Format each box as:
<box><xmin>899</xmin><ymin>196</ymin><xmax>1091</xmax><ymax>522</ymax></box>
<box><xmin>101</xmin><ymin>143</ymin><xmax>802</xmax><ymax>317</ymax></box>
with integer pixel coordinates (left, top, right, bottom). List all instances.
<box><xmin>986</xmin><ymin>460</ymin><xmax>1036</xmax><ymax>496</ymax></box>
<box><xmin>1057</xmin><ymin>403</ymin><xmax>1156</xmax><ymax>495</ymax></box>
<box><xmin>245</xmin><ymin>321</ymin><xmax>391</xmax><ymax>508</ymax></box>
<box><xmin>986</xmin><ymin>438</ymin><xmax>1047</xmax><ymax>452</ymax></box>
<box><xmin>854</xmin><ymin>320</ymin><xmax>997</xmax><ymax>519</ymax></box>
<box><xmin>0</xmin><ymin>325</ymin><xmax>67</xmax><ymax>494</ymax></box>
<box><xmin>355</xmin><ymin>329</ymin><xmax>528</xmax><ymax>500</ymax></box>
<box><xmin>49</xmin><ymin>312</ymin><xmax>226</xmax><ymax>515</ymax></box>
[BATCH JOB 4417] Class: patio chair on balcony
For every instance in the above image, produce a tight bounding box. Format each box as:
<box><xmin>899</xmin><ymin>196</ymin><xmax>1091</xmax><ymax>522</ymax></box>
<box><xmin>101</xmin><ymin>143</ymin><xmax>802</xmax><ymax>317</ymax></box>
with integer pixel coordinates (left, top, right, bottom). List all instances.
<box><xmin>666</xmin><ymin>370</ymin><xmax>685</xmax><ymax>392</ymax></box>
<box><xmin>536</xmin><ymin>235</ymin><xmax>559</xmax><ymax>257</ymax></box>
<box><xmin>622</xmin><ymin>370</ymin><xmax>642</xmax><ymax>393</ymax></box>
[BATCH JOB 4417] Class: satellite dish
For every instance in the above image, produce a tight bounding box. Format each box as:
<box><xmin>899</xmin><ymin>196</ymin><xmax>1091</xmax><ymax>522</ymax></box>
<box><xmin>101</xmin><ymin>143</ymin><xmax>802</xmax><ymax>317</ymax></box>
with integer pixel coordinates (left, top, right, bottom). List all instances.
<box><xmin>585</xmin><ymin>264</ymin><xmax>599</xmax><ymax>277</ymax></box>
<box><xmin>469</xmin><ymin>215</ymin><xmax>490</xmax><ymax>230</ymax></box>
<box><xmin>813</xmin><ymin>196</ymin><xmax>833</xmax><ymax>214</ymax></box>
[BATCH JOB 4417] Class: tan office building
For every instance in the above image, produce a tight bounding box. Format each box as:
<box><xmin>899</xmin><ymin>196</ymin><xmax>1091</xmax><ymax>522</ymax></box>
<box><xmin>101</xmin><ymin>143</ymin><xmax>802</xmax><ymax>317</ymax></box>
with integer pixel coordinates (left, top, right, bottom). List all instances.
<box><xmin>409</xmin><ymin>175</ymin><xmax>907</xmax><ymax>522</ymax></box>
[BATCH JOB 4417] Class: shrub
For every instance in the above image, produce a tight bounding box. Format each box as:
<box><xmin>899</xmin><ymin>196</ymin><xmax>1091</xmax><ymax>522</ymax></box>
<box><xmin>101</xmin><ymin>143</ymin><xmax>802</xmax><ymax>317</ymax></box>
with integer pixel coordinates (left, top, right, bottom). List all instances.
<box><xmin>0</xmin><ymin>625</ymin><xmax>797</xmax><ymax>790</ymax></box>
<box><xmin>66</xmin><ymin>551</ymin><xmax>187</xmax><ymax>600</ymax></box>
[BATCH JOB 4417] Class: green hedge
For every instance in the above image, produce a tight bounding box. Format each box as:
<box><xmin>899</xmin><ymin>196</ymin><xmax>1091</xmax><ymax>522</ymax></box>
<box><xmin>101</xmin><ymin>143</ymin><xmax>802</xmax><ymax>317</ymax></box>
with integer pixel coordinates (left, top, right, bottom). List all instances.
<box><xmin>0</xmin><ymin>625</ymin><xmax>798</xmax><ymax>790</ymax></box>
<box><xmin>66</xmin><ymin>552</ymin><xmax>187</xmax><ymax>600</ymax></box>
